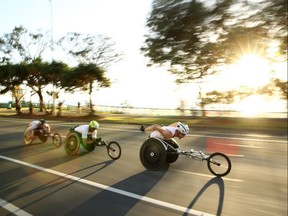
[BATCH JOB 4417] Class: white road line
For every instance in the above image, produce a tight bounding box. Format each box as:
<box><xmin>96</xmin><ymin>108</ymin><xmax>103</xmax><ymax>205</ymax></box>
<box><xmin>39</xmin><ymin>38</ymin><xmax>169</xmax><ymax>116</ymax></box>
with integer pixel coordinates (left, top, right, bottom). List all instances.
<box><xmin>172</xmin><ymin>169</ymin><xmax>243</xmax><ymax>182</ymax></box>
<box><xmin>0</xmin><ymin>155</ymin><xmax>215</xmax><ymax>216</ymax></box>
<box><xmin>0</xmin><ymin>198</ymin><xmax>33</xmax><ymax>216</ymax></box>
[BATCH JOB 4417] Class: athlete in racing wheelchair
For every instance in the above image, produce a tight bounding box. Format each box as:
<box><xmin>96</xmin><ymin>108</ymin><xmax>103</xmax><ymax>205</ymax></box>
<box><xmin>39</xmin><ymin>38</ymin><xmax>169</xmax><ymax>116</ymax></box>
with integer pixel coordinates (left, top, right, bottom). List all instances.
<box><xmin>139</xmin><ymin>122</ymin><xmax>189</xmax><ymax>170</ymax></box>
<box><xmin>140</xmin><ymin>122</ymin><xmax>232</xmax><ymax>176</ymax></box>
<box><xmin>24</xmin><ymin>118</ymin><xmax>51</xmax><ymax>144</ymax></box>
<box><xmin>64</xmin><ymin>120</ymin><xmax>102</xmax><ymax>155</ymax></box>
<box><xmin>64</xmin><ymin>120</ymin><xmax>122</xmax><ymax>160</ymax></box>
<box><xmin>24</xmin><ymin>118</ymin><xmax>62</xmax><ymax>147</ymax></box>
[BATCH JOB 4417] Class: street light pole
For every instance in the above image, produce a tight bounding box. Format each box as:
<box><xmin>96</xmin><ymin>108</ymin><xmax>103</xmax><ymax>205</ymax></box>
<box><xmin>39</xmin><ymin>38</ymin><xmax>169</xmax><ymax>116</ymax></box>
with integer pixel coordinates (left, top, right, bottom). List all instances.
<box><xmin>50</xmin><ymin>0</ymin><xmax>56</xmax><ymax>116</ymax></box>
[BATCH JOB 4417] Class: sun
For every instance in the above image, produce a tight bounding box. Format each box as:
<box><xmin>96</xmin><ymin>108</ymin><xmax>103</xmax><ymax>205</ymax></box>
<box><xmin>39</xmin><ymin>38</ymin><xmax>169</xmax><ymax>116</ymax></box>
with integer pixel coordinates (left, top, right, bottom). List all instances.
<box><xmin>226</xmin><ymin>54</ymin><xmax>287</xmax><ymax>117</ymax></box>
<box><xmin>231</xmin><ymin>54</ymin><xmax>271</xmax><ymax>89</ymax></box>
<box><xmin>208</xmin><ymin>54</ymin><xmax>272</xmax><ymax>92</ymax></box>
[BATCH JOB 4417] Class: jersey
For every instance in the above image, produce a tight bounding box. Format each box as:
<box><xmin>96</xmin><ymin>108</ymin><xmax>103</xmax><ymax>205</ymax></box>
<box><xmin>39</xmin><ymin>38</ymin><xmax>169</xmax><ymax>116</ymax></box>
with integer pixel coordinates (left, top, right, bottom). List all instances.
<box><xmin>150</xmin><ymin>126</ymin><xmax>177</xmax><ymax>140</ymax></box>
<box><xmin>74</xmin><ymin>125</ymin><xmax>97</xmax><ymax>139</ymax></box>
<box><xmin>30</xmin><ymin>120</ymin><xmax>41</xmax><ymax>130</ymax></box>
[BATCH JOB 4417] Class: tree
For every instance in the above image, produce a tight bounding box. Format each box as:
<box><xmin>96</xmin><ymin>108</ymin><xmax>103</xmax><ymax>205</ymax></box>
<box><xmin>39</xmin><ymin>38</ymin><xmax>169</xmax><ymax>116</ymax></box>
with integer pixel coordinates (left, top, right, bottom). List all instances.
<box><xmin>0</xmin><ymin>26</ymin><xmax>50</xmax><ymax>64</ymax></box>
<box><xmin>24</xmin><ymin>59</ymin><xmax>69</xmax><ymax>112</ymax></box>
<box><xmin>249</xmin><ymin>0</ymin><xmax>287</xmax><ymax>59</ymax></box>
<box><xmin>0</xmin><ymin>27</ymin><xmax>120</xmax><ymax>115</ymax></box>
<box><xmin>0</xmin><ymin>26</ymin><xmax>56</xmax><ymax>113</ymax></box>
<box><xmin>215</xmin><ymin>0</ymin><xmax>287</xmax><ymax>65</ymax></box>
<box><xmin>61</xmin><ymin>63</ymin><xmax>110</xmax><ymax>114</ymax></box>
<box><xmin>199</xmin><ymin>87</ymin><xmax>255</xmax><ymax>115</ymax></box>
<box><xmin>58</xmin><ymin>32</ymin><xmax>121</xmax><ymax>112</ymax></box>
<box><xmin>142</xmin><ymin>0</ymin><xmax>287</xmax><ymax>116</ymax></box>
<box><xmin>258</xmin><ymin>78</ymin><xmax>288</xmax><ymax>100</ymax></box>
<box><xmin>199</xmin><ymin>78</ymin><xmax>287</xmax><ymax>115</ymax></box>
<box><xmin>58</xmin><ymin>32</ymin><xmax>122</xmax><ymax>68</ymax></box>
<box><xmin>0</xmin><ymin>63</ymin><xmax>27</xmax><ymax>114</ymax></box>
<box><xmin>141</xmin><ymin>0</ymin><xmax>248</xmax><ymax>79</ymax></box>
<box><xmin>142</xmin><ymin>0</ymin><xmax>286</xmax><ymax>76</ymax></box>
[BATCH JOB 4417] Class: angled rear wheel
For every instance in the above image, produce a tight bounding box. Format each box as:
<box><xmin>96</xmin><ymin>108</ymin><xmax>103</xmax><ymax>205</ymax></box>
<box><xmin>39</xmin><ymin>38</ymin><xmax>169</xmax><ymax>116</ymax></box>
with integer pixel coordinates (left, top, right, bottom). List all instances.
<box><xmin>24</xmin><ymin>127</ymin><xmax>33</xmax><ymax>145</ymax></box>
<box><xmin>38</xmin><ymin>134</ymin><xmax>48</xmax><ymax>143</ymax></box>
<box><xmin>165</xmin><ymin>142</ymin><xmax>179</xmax><ymax>164</ymax></box>
<box><xmin>140</xmin><ymin>138</ymin><xmax>166</xmax><ymax>170</ymax></box>
<box><xmin>64</xmin><ymin>132</ymin><xmax>80</xmax><ymax>156</ymax></box>
<box><xmin>82</xmin><ymin>141</ymin><xmax>96</xmax><ymax>152</ymax></box>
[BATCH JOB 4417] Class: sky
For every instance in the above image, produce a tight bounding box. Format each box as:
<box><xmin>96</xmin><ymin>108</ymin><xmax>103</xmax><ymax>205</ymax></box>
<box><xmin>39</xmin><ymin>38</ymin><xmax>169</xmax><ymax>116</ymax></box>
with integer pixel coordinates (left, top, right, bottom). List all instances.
<box><xmin>0</xmin><ymin>0</ymin><xmax>287</xmax><ymax>113</ymax></box>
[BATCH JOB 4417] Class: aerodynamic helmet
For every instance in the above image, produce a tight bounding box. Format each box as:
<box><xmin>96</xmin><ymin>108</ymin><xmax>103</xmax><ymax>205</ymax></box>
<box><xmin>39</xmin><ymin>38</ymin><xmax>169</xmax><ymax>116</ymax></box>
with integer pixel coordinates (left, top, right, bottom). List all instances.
<box><xmin>89</xmin><ymin>120</ymin><xmax>99</xmax><ymax>129</ymax></box>
<box><xmin>176</xmin><ymin>122</ymin><xmax>189</xmax><ymax>135</ymax></box>
<box><xmin>39</xmin><ymin>119</ymin><xmax>46</xmax><ymax>124</ymax></box>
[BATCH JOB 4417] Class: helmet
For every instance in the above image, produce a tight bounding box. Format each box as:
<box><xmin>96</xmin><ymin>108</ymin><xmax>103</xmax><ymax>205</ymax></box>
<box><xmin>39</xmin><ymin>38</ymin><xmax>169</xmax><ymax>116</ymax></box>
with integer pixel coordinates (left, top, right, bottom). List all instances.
<box><xmin>176</xmin><ymin>122</ymin><xmax>189</xmax><ymax>135</ymax></box>
<box><xmin>39</xmin><ymin>119</ymin><xmax>46</xmax><ymax>124</ymax></box>
<box><xmin>89</xmin><ymin>120</ymin><xmax>99</xmax><ymax>129</ymax></box>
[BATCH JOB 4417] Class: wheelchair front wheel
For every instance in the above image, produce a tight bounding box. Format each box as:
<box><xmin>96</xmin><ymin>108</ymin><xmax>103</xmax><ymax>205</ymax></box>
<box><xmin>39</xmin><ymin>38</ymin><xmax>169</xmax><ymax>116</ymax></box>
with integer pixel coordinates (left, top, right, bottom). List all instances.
<box><xmin>52</xmin><ymin>133</ymin><xmax>62</xmax><ymax>147</ymax></box>
<box><xmin>207</xmin><ymin>152</ymin><xmax>232</xmax><ymax>177</ymax></box>
<box><xmin>107</xmin><ymin>141</ymin><xmax>121</xmax><ymax>160</ymax></box>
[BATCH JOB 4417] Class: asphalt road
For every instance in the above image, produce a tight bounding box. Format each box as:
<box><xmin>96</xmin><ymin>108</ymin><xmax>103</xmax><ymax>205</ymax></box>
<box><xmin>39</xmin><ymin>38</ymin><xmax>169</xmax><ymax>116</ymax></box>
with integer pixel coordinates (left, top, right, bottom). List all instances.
<box><xmin>0</xmin><ymin>117</ymin><xmax>287</xmax><ymax>216</ymax></box>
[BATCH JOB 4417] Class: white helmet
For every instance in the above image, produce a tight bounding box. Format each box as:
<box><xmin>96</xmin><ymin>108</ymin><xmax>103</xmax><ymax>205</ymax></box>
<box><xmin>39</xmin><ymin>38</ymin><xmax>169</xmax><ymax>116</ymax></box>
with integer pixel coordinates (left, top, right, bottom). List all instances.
<box><xmin>176</xmin><ymin>122</ymin><xmax>189</xmax><ymax>135</ymax></box>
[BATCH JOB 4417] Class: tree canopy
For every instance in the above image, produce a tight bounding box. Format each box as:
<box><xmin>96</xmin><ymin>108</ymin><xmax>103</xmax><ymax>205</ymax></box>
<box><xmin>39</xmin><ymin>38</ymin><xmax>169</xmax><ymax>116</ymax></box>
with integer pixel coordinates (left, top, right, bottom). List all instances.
<box><xmin>58</xmin><ymin>32</ymin><xmax>122</xmax><ymax>68</ymax></box>
<box><xmin>0</xmin><ymin>26</ymin><xmax>122</xmax><ymax>114</ymax></box>
<box><xmin>61</xmin><ymin>63</ymin><xmax>111</xmax><ymax>114</ymax></box>
<box><xmin>142</xmin><ymin>0</ymin><xmax>287</xmax><ymax>83</ymax></box>
<box><xmin>0</xmin><ymin>26</ymin><xmax>50</xmax><ymax>64</ymax></box>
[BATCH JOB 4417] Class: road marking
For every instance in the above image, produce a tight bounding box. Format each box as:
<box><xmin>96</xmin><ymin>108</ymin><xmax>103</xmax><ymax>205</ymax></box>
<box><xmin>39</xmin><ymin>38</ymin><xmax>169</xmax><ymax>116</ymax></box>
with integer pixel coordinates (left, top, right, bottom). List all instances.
<box><xmin>172</xmin><ymin>169</ymin><xmax>243</xmax><ymax>182</ymax></box>
<box><xmin>0</xmin><ymin>198</ymin><xmax>33</xmax><ymax>216</ymax></box>
<box><xmin>0</xmin><ymin>155</ymin><xmax>215</xmax><ymax>216</ymax></box>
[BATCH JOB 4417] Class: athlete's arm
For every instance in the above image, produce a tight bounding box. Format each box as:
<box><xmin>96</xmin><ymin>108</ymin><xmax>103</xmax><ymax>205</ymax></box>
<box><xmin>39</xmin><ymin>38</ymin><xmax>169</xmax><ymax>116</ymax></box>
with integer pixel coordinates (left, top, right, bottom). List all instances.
<box><xmin>147</xmin><ymin>124</ymin><xmax>173</xmax><ymax>139</ymax></box>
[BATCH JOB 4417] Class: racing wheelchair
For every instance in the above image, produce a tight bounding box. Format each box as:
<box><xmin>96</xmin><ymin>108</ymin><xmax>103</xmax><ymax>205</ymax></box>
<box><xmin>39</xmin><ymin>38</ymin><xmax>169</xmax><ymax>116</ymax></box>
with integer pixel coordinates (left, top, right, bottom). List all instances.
<box><xmin>64</xmin><ymin>127</ymin><xmax>121</xmax><ymax>160</ymax></box>
<box><xmin>139</xmin><ymin>137</ymin><xmax>232</xmax><ymax>177</ymax></box>
<box><xmin>23</xmin><ymin>124</ymin><xmax>62</xmax><ymax>147</ymax></box>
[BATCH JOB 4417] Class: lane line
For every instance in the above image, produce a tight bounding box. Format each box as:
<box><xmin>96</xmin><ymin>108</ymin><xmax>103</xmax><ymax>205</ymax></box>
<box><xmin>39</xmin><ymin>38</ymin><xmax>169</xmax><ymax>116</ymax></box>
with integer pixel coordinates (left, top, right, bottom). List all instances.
<box><xmin>0</xmin><ymin>198</ymin><xmax>33</xmax><ymax>216</ymax></box>
<box><xmin>0</xmin><ymin>155</ymin><xmax>215</xmax><ymax>216</ymax></box>
<box><xmin>172</xmin><ymin>169</ymin><xmax>243</xmax><ymax>182</ymax></box>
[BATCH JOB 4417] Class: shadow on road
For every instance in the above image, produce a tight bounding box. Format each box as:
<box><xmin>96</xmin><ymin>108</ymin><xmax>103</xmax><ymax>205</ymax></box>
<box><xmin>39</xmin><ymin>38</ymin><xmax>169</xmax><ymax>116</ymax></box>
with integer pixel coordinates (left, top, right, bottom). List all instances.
<box><xmin>65</xmin><ymin>165</ymin><xmax>169</xmax><ymax>216</ymax></box>
<box><xmin>0</xmin><ymin>159</ymin><xmax>115</xmax><ymax>212</ymax></box>
<box><xmin>184</xmin><ymin>177</ymin><xmax>225</xmax><ymax>216</ymax></box>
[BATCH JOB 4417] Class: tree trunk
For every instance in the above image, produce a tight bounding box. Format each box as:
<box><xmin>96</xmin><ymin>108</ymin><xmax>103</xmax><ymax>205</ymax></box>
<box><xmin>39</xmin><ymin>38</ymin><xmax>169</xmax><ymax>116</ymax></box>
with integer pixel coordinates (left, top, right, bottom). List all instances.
<box><xmin>38</xmin><ymin>91</ymin><xmax>45</xmax><ymax>112</ymax></box>
<box><xmin>200</xmin><ymin>103</ymin><xmax>206</xmax><ymax>117</ymax></box>
<box><xmin>15</xmin><ymin>98</ymin><xmax>22</xmax><ymax>114</ymax></box>
<box><xmin>89</xmin><ymin>82</ymin><xmax>95</xmax><ymax>115</ymax></box>
<box><xmin>29</xmin><ymin>101</ymin><xmax>34</xmax><ymax>114</ymax></box>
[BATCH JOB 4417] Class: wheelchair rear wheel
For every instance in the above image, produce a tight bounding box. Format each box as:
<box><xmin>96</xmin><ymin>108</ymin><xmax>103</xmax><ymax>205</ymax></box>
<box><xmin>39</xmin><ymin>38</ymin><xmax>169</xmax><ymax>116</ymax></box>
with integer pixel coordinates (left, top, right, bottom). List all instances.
<box><xmin>64</xmin><ymin>132</ymin><xmax>80</xmax><ymax>156</ymax></box>
<box><xmin>139</xmin><ymin>138</ymin><xmax>166</xmax><ymax>170</ymax></box>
